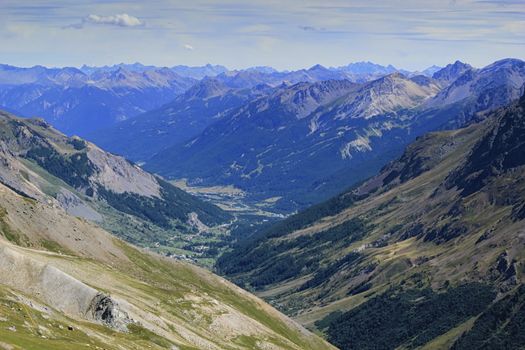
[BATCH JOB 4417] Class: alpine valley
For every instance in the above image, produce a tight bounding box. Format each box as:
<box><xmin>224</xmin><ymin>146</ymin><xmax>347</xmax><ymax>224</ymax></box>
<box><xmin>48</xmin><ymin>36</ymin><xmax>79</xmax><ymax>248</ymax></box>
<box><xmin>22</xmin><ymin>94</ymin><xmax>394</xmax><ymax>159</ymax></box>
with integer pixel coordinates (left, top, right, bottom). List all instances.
<box><xmin>0</xmin><ymin>109</ymin><xmax>333</xmax><ymax>349</ymax></box>
<box><xmin>0</xmin><ymin>55</ymin><xmax>524</xmax><ymax>350</ymax></box>
<box><xmin>218</xmin><ymin>92</ymin><xmax>525</xmax><ymax>349</ymax></box>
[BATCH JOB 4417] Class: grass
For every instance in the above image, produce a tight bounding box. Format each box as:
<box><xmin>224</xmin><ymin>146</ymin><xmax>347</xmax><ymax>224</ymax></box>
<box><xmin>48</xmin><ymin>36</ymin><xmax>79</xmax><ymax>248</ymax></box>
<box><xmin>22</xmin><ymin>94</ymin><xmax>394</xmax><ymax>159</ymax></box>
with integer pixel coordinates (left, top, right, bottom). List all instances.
<box><xmin>39</xmin><ymin>239</ymin><xmax>75</xmax><ymax>256</ymax></box>
<box><xmin>419</xmin><ymin>317</ymin><xmax>477</xmax><ymax>350</ymax></box>
<box><xmin>0</xmin><ymin>207</ymin><xmax>28</xmax><ymax>246</ymax></box>
<box><xmin>127</xmin><ymin>323</ymin><xmax>173</xmax><ymax>348</ymax></box>
<box><xmin>114</xmin><ymin>241</ymin><xmax>328</xmax><ymax>349</ymax></box>
<box><xmin>0</xmin><ymin>241</ymin><xmax>331</xmax><ymax>350</ymax></box>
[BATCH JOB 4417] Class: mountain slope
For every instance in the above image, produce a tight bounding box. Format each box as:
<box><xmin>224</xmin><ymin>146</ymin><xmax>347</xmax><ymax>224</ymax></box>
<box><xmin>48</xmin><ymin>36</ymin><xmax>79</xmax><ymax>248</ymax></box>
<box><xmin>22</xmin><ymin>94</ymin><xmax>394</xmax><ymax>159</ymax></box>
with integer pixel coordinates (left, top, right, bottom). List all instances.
<box><xmin>145</xmin><ymin>74</ymin><xmax>439</xmax><ymax>211</ymax></box>
<box><xmin>432</xmin><ymin>60</ymin><xmax>473</xmax><ymax>86</ymax></box>
<box><xmin>427</xmin><ymin>58</ymin><xmax>525</xmax><ymax>119</ymax></box>
<box><xmin>87</xmin><ymin>79</ymin><xmax>270</xmax><ymax>161</ymax></box>
<box><xmin>217</xmin><ymin>94</ymin><xmax>525</xmax><ymax>349</ymax></box>
<box><xmin>0</xmin><ymin>110</ymin><xmax>231</xmax><ymax>262</ymax></box>
<box><xmin>0</xmin><ymin>180</ymin><xmax>333</xmax><ymax>349</ymax></box>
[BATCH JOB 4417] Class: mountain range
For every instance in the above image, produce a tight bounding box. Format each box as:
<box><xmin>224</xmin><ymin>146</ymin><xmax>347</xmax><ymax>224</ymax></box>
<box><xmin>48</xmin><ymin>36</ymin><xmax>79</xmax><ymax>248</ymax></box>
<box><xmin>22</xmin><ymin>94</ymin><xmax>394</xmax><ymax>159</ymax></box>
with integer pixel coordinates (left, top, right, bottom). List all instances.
<box><xmin>0</xmin><ymin>61</ymin><xmax>438</xmax><ymax>138</ymax></box>
<box><xmin>217</xmin><ymin>92</ymin><xmax>525</xmax><ymax>349</ymax></box>
<box><xmin>87</xmin><ymin>78</ymin><xmax>272</xmax><ymax>161</ymax></box>
<box><xmin>135</xmin><ymin>59</ymin><xmax>525</xmax><ymax>212</ymax></box>
<box><xmin>0</xmin><ymin>64</ymin><xmax>196</xmax><ymax>136</ymax></box>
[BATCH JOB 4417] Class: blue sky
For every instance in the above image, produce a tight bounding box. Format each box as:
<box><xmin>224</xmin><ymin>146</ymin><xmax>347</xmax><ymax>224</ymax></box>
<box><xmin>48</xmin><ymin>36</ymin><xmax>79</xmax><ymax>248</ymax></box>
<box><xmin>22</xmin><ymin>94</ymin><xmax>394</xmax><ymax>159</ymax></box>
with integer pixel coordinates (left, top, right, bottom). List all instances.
<box><xmin>0</xmin><ymin>0</ymin><xmax>524</xmax><ymax>70</ymax></box>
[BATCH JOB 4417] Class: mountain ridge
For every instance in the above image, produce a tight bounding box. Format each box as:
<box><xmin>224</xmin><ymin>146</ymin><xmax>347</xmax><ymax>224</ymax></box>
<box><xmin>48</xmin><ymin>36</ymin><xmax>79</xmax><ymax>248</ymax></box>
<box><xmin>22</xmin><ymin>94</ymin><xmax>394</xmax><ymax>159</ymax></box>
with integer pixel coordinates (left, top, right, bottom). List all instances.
<box><xmin>0</xmin><ymin>110</ymin><xmax>232</xmax><ymax>263</ymax></box>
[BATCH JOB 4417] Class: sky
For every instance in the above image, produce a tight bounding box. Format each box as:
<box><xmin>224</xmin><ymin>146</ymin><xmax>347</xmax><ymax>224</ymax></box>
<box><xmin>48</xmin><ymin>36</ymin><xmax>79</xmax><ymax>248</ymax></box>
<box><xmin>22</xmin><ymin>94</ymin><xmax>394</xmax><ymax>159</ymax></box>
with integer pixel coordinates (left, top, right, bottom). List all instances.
<box><xmin>0</xmin><ymin>0</ymin><xmax>524</xmax><ymax>71</ymax></box>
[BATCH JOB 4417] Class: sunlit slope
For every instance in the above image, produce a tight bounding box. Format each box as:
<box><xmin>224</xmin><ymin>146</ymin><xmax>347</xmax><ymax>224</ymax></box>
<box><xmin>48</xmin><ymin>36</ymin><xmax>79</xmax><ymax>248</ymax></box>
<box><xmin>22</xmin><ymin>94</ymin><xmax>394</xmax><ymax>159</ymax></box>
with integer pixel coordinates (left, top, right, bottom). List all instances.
<box><xmin>0</xmin><ymin>183</ymin><xmax>334</xmax><ymax>350</ymax></box>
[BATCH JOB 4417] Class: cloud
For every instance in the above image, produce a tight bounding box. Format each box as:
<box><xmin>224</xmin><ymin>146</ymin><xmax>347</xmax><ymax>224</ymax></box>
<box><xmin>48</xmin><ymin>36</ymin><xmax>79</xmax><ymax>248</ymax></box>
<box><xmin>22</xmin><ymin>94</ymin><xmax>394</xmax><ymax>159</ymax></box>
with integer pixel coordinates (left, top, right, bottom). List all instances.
<box><xmin>238</xmin><ymin>24</ymin><xmax>272</xmax><ymax>33</ymax></box>
<box><xmin>85</xmin><ymin>14</ymin><xmax>143</xmax><ymax>27</ymax></box>
<box><xmin>183</xmin><ymin>44</ymin><xmax>194</xmax><ymax>50</ymax></box>
<box><xmin>299</xmin><ymin>25</ymin><xmax>326</xmax><ymax>32</ymax></box>
<box><xmin>64</xmin><ymin>13</ymin><xmax>143</xmax><ymax>29</ymax></box>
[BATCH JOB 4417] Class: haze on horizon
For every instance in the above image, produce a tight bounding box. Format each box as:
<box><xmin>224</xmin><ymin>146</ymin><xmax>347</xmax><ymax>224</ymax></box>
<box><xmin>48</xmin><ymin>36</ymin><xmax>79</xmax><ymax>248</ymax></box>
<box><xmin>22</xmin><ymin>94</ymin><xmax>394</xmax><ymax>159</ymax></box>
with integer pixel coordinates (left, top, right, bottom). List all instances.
<box><xmin>0</xmin><ymin>0</ymin><xmax>524</xmax><ymax>71</ymax></box>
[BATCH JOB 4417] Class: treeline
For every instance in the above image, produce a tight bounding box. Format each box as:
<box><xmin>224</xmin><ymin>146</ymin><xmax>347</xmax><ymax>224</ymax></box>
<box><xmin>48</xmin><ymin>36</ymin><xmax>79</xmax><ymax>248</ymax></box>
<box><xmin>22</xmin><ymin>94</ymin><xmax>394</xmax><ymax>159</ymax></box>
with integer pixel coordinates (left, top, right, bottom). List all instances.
<box><xmin>98</xmin><ymin>179</ymin><xmax>230</xmax><ymax>229</ymax></box>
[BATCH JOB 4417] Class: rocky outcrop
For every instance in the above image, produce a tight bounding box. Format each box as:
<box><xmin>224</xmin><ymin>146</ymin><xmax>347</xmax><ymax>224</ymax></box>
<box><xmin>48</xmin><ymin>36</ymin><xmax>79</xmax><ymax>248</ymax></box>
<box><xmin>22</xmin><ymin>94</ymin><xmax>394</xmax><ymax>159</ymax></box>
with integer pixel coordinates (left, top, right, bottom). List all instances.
<box><xmin>55</xmin><ymin>189</ymin><xmax>102</xmax><ymax>222</ymax></box>
<box><xmin>447</xmin><ymin>93</ymin><xmax>525</xmax><ymax>196</ymax></box>
<box><xmin>0</xmin><ymin>245</ymin><xmax>132</xmax><ymax>331</ymax></box>
<box><xmin>88</xmin><ymin>293</ymin><xmax>133</xmax><ymax>331</ymax></box>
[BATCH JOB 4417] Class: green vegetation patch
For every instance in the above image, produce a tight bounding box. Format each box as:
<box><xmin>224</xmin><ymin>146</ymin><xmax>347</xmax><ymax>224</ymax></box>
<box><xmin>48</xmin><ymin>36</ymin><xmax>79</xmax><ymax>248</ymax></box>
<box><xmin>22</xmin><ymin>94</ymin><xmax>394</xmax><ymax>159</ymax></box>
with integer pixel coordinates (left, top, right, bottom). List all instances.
<box><xmin>219</xmin><ymin>218</ymin><xmax>367</xmax><ymax>289</ymax></box>
<box><xmin>452</xmin><ymin>284</ymin><xmax>525</xmax><ymax>349</ymax></box>
<box><xmin>127</xmin><ymin>323</ymin><xmax>173</xmax><ymax>348</ymax></box>
<box><xmin>25</xmin><ymin>144</ymin><xmax>93</xmax><ymax>189</ymax></box>
<box><xmin>39</xmin><ymin>239</ymin><xmax>75</xmax><ymax>256</ymax></box>
<box><xmin>299</xmin><ymin>253</ymin><xmax>361</xmax><ymax>291</ymax></box>
<box><xmin>97</xmin><ymin>179</ymin><xmax>229</xmax><ymax>229</ymax></box>
<box><xmin>321</xmin><ymin>283</ymin><xmax>495</xmax><ymax>350</ymax></box>
<box><xmin>0</xmin><ymin>206</ymin><xmax>28</xmax><ymax>246</ymax></box>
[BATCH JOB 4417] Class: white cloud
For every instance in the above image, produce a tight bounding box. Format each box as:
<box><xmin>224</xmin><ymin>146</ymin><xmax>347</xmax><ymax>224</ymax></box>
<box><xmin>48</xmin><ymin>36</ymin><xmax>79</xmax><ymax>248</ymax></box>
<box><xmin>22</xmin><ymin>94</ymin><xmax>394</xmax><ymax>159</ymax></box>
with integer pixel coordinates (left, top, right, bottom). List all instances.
<box><xmin>183</xmin><ymin>44</ymin><xmax>195</xmax><ymax>50</ymax></box>
<box><xmin>238</xmin><ymin>24</ymin><xmax>272</xmax><ymax>33</ymax></box>
<box><xmin>83</xmin><ymin>13</ymin><xmax>143</xmax><ymax>27</ymax></box>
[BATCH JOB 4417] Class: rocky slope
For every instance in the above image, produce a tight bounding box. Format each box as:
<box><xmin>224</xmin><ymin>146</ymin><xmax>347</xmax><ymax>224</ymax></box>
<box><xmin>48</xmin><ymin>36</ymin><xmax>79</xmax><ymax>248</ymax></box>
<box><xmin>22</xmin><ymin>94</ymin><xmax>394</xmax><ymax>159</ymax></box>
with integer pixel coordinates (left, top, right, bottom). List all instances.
<box><xmin>0</xmin><ymin>179</ymin><xmax>333</xmax><ymax>349</ymax></box>
<box><xmin>0</xmin><ymin>110</ymin><xmax>231</xmax><ymax>262</ymax></box>
<box><xmin>217</xmin><ymin>94</ymin><xmax>525</xmax><ymax>349</ymax></box>
<box><xmin>431</xmin><ymin>60</ymin><xmax>473</xmax><ymax>86</ymax></box>
<box><xmin>87</xmin><ymin>79</ymin><xmax>272</xmax><ymax>161</ymax></box>
<box><xmin>427</xmin><ymin>58</ymin><xmax>525</xmax><ymax>121</ymax></box>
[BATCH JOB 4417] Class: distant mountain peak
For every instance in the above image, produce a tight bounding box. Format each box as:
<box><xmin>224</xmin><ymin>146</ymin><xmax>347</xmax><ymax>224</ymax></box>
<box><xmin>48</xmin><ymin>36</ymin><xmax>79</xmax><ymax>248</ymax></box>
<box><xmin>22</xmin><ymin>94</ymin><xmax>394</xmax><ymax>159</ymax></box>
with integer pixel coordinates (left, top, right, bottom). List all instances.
<box><xmin>384</xmin><ymin>71</ymin><xmax>405</xmax><ymax>79</ymax></box>
<box><xmin>185</xmin><ymin>78</ymin><xmax>229</xmax><ymax>99</ymax></box>
<box><xmin>421</xmin><ymin>65</ymin><xmax>442</xmax><ymax>77</ymax></box>
<box><xmin>432</xmin><ymin>60</ymin><xmax>473</xmax><ymax>84</ymax></box>
<box><xmin>335</xmin><ymin>61</ymin><xmax>400</xmax><ymax>77</ymax></box>
<box><xmin>242</xmin><ymin>66</ymin><xmax>278</xmax><ymax>74</ymax></box>
<box><xmin>308</xmin><ymin>64</ymin><xmax>328</xmax><ymax>71</ymax></box>
<box><xmin>484</xmin><ymin>58</ymin><xmax>525</xmax><ymax>71</ymax></box>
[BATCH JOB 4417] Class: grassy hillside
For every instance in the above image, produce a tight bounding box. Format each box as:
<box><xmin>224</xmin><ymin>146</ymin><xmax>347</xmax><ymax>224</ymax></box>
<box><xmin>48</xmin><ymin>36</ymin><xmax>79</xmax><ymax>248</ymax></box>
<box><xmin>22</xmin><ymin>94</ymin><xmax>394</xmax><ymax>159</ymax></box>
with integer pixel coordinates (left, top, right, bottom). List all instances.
<box><xmin>0</xmin><ymin>181</ymin><xmax>334</xmax><ymax>350</ymax></box>
<box><xmin>0</xmin><ymin>111</ymin><xmax>232</xmax><ymax>264</ymax></box>
<box><xmin>217</xmin><ymin>95</ymin><xmax>525</xmax><ymax>349</ymax></box>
